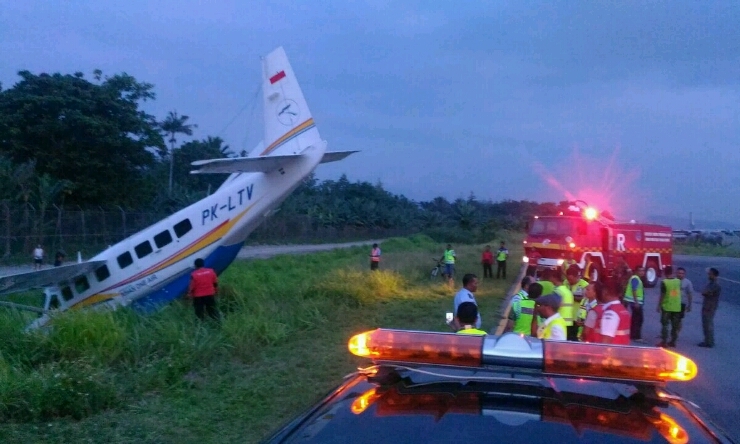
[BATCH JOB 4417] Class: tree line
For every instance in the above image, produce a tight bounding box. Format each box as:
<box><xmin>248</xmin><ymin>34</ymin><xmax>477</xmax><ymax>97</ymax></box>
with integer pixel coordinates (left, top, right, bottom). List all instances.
<box><xmin>0</xmin><ymin>68</ymin><xmax>568</xmax><ymax>248</ymax></box>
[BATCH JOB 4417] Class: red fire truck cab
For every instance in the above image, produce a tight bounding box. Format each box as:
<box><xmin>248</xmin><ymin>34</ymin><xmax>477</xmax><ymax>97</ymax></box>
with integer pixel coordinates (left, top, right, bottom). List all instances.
<box><xmin>523</xmin><ymin>203</ymin><xmax>672</xmax><ymax>288</ymax></box>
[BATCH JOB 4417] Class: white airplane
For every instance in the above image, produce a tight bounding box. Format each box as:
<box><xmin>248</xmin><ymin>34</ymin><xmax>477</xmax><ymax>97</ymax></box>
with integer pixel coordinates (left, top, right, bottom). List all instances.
<box><xmin>0</xmin><ymin>46</ymin><xmax>357</xmax><ymax>330</ymax></box>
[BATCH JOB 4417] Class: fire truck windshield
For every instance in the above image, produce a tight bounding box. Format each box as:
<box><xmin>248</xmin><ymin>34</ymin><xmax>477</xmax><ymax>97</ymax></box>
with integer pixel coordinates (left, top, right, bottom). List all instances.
<box><xmin>529</xmin><ymin>217</ymin><xmax>586</xmax><ymax>236</ymax></box>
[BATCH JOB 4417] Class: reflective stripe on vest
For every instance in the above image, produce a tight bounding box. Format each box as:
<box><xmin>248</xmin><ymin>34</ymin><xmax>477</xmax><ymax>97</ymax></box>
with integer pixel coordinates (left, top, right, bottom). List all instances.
<box><xmin>554</xmin><ymin>285</ymin><xmax>575</xmax><ymax>326</ymax></box>
<box><xmin>623</xmin><ymin>275</ymin><xmax>644</xmax><ymax>303</ymax></box>
<box><xmin>496</xmin><ymin>249</ymin><xmax>507</xmax><ymax>261</ymax></box>
<box><xmin>662</xmin><ymin>278</ymin><xmax>682</xmax><ymax>312</ymax></box>
<box><xmin>514</xmin><ymin>299</ymin><xmax>536</xmax><ymax>335</ymax></box>
<box><xmin>594</xmin><ymin>303</ymin><xmax>631</xmax><ymax>345</ymax></box>
<box><xmin>444</xmin><ymin>250</ymin><xmax>455</xmax><ymax>264</ymax></box>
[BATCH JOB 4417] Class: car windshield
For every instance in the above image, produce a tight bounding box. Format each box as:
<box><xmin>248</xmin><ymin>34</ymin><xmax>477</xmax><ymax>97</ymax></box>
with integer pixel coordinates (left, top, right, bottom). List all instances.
<box><xmin>529</xmin><ymin>217</ymin><xmax>583</xmax><ymax>236</ymax></box>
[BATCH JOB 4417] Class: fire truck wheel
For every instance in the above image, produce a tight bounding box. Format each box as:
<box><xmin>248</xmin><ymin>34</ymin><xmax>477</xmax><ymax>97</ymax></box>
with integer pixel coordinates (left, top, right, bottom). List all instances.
<box><xmin>644</xmin><ymin>260</ymin><xmax>659</xmax><ymax>288</ymax></box>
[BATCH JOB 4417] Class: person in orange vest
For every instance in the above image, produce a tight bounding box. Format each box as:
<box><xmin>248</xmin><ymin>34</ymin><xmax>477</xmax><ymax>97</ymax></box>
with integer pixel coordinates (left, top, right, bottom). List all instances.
<box><xmin>187</xmin><ymin>258</ymin><xmax>219</xmax><ymax>321</ymax></box>
<box><xmin>369</xmin><ymin>243</ymin><xmax>381</xmax><ymax>271</ymax></box>
<box><xmin>481</xmin><ymin>245</ymin><xmax>493</xmax><ymax>278</ymax></box>
<box><xmin>582</xmin><ymin>281</ymin><xmax>631</xmax><ymax>344</ymax></box>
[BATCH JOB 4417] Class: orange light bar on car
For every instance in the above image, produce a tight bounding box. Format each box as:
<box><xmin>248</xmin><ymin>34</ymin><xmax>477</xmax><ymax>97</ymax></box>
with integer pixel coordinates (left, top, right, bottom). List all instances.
<box><xmin>544</xmin><ymin>341</ymin><xmax>697</xmax><ymax>383</ymax></box>
<box><xmin>348</xmin><ymin>329</ymin><xmax>483</xmax><ymax>367</ymax></box>
<box><xmin>348</xmin><ymin>330</ymin><xmax>698</xmax><ymax>383</ymax></box>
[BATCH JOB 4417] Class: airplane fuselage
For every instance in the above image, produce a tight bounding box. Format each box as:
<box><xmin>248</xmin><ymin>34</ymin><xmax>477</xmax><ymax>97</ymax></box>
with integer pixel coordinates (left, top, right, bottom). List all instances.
<box><xmin>27</xmin><ymin>146</ymin><xmax>323</xmax><ymax>329</ymax></box>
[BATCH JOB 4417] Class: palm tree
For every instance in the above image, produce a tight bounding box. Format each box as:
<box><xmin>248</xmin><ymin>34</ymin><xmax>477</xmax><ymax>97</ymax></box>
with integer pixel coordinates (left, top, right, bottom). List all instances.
<box><xmin>159</xmin><ymin>110</ymin><xmax>197</xmax><ymax>195</ymax></box>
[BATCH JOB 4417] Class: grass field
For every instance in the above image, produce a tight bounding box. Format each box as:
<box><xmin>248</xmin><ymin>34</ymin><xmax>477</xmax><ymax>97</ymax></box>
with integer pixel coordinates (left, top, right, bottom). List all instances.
<box><xmin>673</xmin><ymin>243</ymin><xmax>740</xmax><ymax>258</ymax></box>
<box><xmin>0</xmin><ymin>234</ymin><xmax>522</xmax><ymax>443</ymax></box>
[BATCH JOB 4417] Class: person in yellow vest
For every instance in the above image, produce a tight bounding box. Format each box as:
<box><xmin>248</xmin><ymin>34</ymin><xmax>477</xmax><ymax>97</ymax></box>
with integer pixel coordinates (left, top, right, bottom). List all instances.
<box><xmin>575</xmin><ymin>280</ymin><xmax>598</xmax><ymax>340</ymax></box>
<box><xmin>561</xmin><ymin>252</ymin><xmax>577</xmax><ymax>280</ymax></box>
<box><xmin>495</xmin><ymin>241</ymin><xmax>509</xmax><ymax>279</ymax></box>
<box><xmin>583</xmin><ymin>254</ymin><xmax>595</xmax><ymax>282</ymax></box>
<box><xmin>551</xmin><ymin>272</ymin><xmax>576</xmax><ymax>340</ymax></box>
<box><xmin>455</xmin><ymin>302</ymin><xmax>487</xmax><ymax>335</ymax></box>
<box><xmin>507</xmin><ymin>278</ymin><xmax>542</xmax><ymax>335</ymax></box>
<box><xmin>441</xmin><ymin>244</ymin><xmax>456</xmax><ymax>281</ymax></box>
<box><xmin>566</xmin><ymin>264</ymin><xmax>589</xmax><ymax>303</ymax></box>
<box><xmin>535</xmin><ymin>293</ymin><xmax>567</xmax><ymax>340</ymax></box>
<box><xmin>657</xmin><ymin>266</ymin><xmax>682</xmax><ymax>347</ymax></box>
<box><xmin>537</xmin><ymin>268</ymin><xmax>556</xmax><ymax>296</ymax></box>
<box><xmin>623</xmin><ymin>266</ymin><xmax>645</xmax><ymax>342</ymax></box>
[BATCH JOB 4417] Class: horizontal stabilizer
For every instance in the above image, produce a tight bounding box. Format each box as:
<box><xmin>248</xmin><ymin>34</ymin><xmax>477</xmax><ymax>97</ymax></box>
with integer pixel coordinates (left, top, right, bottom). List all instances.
<box><xmin>320</xmin><ymin>151</ymin><xmax>359</xmax><ymax>164</ymax></box>
<box><xmin>190</xmin><ymin>154</ymin><xmax>304</xmax><ymax>174</ymax></box>
<box><xmin>0</xmin><ymin>261</ymin><xmax>107</xmax><ymax>296</ymax></box>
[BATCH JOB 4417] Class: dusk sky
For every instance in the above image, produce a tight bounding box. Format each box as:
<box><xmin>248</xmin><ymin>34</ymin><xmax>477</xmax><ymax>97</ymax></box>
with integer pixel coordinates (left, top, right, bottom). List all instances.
<box><xmin>1</xmin><ymin>1</ymin><xmax>738</xmax><ymax>225</ymax></box>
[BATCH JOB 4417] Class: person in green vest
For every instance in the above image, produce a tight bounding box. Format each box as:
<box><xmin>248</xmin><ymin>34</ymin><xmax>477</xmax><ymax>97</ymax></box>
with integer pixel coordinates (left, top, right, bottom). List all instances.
<box><xmin>657</xmin><ymin>266</ymin><xmax>682</xmax><ymax>347</ymax></box>
<box><xmin>575</xmin><ymin>280</ymin><xmax>598</xmax><ymax>340</ymax></box>
<box><xmin>509</xmin><ymin>281</ymin><xmax>542</xmax><ymax>335</ymax></box>
<box><xmin>551</xmin><ymin>271</ymin><xmax>576</xmax><ymax>340</ymax></box>
<box><xmin>495</xmin><ymin>241</ymin><xmax>509</xmax><ymax>279</ymax></box>
<box><xmin>623</xmin><ymin>266</ymin><xmax>645</xmax><ymax>342</ymax></box>
<box><xmin>566</xmin><ymin>264</ymin><xmax>589</xmax><ymax>303</ymax></box>
<box><xmin>455</xmin><ymin>302</ymin><xmax>487</xmax><ymax>335</ymax></box>
<box><xmin>441</xmin><ymin>244</ymin><xmax>456</xmax><ymax>281</ymax></box>
<box><xmin>538</xmin><ymin>268</ymin><xmax>556</xmax><ymax>296</ymax></box>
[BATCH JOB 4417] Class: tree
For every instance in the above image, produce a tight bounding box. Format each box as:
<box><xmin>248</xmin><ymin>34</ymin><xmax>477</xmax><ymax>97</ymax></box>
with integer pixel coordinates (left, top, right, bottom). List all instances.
<box><xmin>0</xmin><ymin>70</ymin><xmax>165</xmax><ymax>206</ymax></box>
<box><xmin>173</xmin><ymin>136</ymin><xmax>231</xmax><ymax>196</ymax></box>
<box><xmin>159</xmin><ymin>110</ymin><xmax>197</xmax><ymax>195</ymax></box>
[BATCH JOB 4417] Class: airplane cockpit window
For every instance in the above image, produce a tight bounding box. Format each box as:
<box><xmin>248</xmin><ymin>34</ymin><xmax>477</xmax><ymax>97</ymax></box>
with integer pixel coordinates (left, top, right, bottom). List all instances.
<box><xmin>154</xmin><ymin>230</ymin><xmax>173</xmax><ymax>248</ymax></box>
<box><xmin>95</xmin><ymin>265</ymin><xmax>111</xmax><ymax>282</ymax></box>
<box><xmin>135</xmin><ymin>240</ymin><xmax>153</xmax><ymax>259</ymax></box>
<box><xmin>75</xmin><ymin>276</ymin><xmax>90</xmax><ymax>293</ymax></box>
<box><xmin>117</xmin><ymin>251</ymin><xmax>133</xmax><ymax>269</ymax></box>
<box><xmin>174</xmin><ymin>219</ymin><xmax>192</xmax><ymax>238</ymax></box>
<box><xmin>61</xmin><ymin>286</ymin><xmax>74</xmax><ymax>302</ymax></box>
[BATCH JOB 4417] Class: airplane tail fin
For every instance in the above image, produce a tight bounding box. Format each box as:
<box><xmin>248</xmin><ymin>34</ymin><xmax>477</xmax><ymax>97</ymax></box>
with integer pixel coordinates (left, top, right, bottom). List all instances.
<box><xmin>259</xmin><ymin>46</ymin><xmax>323</xmax><ymax>157</ymax></box>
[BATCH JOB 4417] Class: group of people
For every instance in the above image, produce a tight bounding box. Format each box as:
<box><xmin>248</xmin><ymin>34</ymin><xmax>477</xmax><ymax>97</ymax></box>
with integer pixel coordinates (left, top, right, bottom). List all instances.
<box><xmin>31</xmin><ymin>245</ymin><xmax>66</xmax><ymax>269</ymax></box>
<box><xmin>450</xmin><ymin>260</ymin><xmax>722</xmax><ymax>348</ymax></box>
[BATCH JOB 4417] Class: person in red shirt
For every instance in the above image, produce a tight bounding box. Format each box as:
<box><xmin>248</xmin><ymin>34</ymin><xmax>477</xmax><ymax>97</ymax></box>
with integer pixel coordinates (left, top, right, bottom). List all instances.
<box><xmin>187</xmin><ymin>258</ymin><xmax>219</xmax><ymax>321</ymax></box>
<box><xmin>481</xmin><ymin>245</ymin><xmax>493</xmax><ymax>279</ymax></box>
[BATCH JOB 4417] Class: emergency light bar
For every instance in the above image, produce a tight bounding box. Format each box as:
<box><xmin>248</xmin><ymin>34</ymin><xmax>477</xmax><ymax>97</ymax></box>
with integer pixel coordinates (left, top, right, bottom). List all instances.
<box><xmin>348</xmin><ymin>329</ymin><xmax>697</xmax><ymax>384</ymax></box>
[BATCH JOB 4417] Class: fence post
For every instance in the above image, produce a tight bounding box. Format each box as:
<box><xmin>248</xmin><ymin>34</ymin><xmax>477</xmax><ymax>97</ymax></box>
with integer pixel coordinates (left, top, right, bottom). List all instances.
<box><xmin>53</xmin><ymin>204</ymin><xmax>63</xmax><ymax>254</ymax></box>
<box><xmin>117</xmin><ymin>206</ymin><xmax>126</xmax><ymax>239</ymax></box>
<box><xmin>98</xmin><ymin>206</ymin><xmax>107</xmax><ymax>245</ymax></box>
<box><xmin>79</xmin><ymin>205</ymin><xmax>86</xmax><ymax>246</ymax></box>
<box><xmin>2</xmin><ymin>201</ymin><xmax>9</xmax><ymax>258</ymax></box>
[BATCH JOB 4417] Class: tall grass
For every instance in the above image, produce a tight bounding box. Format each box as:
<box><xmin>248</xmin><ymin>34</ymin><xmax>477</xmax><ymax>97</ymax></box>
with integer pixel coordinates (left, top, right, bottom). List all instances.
<box><xmin>673</xmin><ymin>243</ymin><xmax>740</xmax><ymax>258</ymax></box>
<box><xmin>0</xmin><ymin>234</ymin><xmax>521</xmax><ymax>443</ymax></box>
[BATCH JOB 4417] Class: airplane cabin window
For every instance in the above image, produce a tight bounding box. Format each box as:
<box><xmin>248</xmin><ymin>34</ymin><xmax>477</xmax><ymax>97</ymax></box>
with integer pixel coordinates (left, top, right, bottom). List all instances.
<box><xmin>173</xmin><ymin>219</ymin><xmax>192</xmax><ymax>238</ymax></box>
<box><xmin>75</xmin><ymin>276</ymin><xmax>90</xmax><ymax>294</ymax></box>
<box><xmin>117</xmin><ymin>251</ymin><xmax>133</xmax><ymax>269</ymax></box>
<box><xmin>135</xmin><ymin>240</ymin><xmax>153</xmax><ymax>259</ymax></box>
<box><xmin>154</xmin><ymin>230</ymin><xmax>173</xmax><ymax>248</ymax></box>
<box><xmin>95</xmin><ymin>264</ymin><xmax>111</xmax><ymax>282</ymax></box>
<box><xmin>61</xmin><ymin>286</ymin><xmax>74</xmax><ymax>302</ymax></box>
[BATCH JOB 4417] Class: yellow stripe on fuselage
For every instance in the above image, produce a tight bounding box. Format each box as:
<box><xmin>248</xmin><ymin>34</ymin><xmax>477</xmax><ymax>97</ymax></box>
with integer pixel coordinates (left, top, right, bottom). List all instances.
<box><xmin>259</xmin><ymin>118</ymin><xmax>315</xmax><ymax>156</ymax></box>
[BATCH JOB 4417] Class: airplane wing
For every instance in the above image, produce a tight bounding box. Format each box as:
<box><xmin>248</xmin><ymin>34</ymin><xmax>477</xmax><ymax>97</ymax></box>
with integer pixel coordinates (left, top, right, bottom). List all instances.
<box><xmin>0</xmin><ymin>261</ymin><xmax>108</xmax><ymax>296</ymax></box>
<box><xmin>320</xmin><ymin>151</ymin><xmax>359</xmax><ymax>164</ymax></box>
<box><xmin>190</xmin><ymin>154</ymin><xmax>304</xmax><ymax>174</ymax></box>
<box><xmin>190</xmin><ymin>151</ymin><xmax>358</xmax><ymax>174</ymax></box>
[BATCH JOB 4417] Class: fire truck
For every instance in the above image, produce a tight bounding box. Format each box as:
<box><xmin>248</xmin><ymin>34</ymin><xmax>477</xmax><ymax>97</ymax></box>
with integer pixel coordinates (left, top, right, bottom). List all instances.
<box><xmin>523</xmin><ymin>201</ymin><xmax>672</xmax><ymax>288</ymax></box>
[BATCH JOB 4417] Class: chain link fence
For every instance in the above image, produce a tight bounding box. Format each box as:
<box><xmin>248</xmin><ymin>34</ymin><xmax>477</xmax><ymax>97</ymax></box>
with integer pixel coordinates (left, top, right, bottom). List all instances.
<box><xmin>0</xmin><ymin>202</ymin><xmax>414</xmax><ymax>262</ymax></box>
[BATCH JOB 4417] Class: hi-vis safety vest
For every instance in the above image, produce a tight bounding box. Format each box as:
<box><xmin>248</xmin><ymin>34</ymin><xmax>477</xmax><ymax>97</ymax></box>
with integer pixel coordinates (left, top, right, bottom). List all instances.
<box><xmin>514</xmin><ymin>298</ymin><xmax>536</xmax><ymax>335</ymax></box>
<box><xmin>587</xmin><ymin>303</ymin><xmax>631</xmax><ymax>345</ymax></box>
<box><xmin>623</xmin><ymin>275</ymin><xmax>644</xmax><ymax>304</ymax></box>
<box><xmin>457</xmin><ymin>327</ymin><xmax>487</xmax><ymax>335</ymax></box>
<box><xmin>444</xmin><ymin>250</ymin><xmax>455</xmax><ymax>264</ymax></box>
<box><xmin>570</xmin><ymin>278</ymin><xmax>589</xmax><ymax>302</ymax></box>
<box><xmin>538</xmin><ymin>315</ymin><xmax>567</xmax><ymax>340</ymax></box>
<box><xmin>496</xmin><ymin>249</ymin><xmax>508</xmax><ymax>261</ymax></box>
<box><xmin>554</xmin><ymin>284</ymin><xmax>575</xmax><ymax>326</ymax></box>
<box><xmin>662</xmin><ymin>278</ymin><xmax>682</xmax><ymax>312</ymax></box>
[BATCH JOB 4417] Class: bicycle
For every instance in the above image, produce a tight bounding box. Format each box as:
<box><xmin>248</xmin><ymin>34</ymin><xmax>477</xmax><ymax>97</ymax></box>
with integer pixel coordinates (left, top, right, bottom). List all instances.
<box><xmin>430</xmin><ymin>258</ymin><xmax>444</xmax><ymax>280</ymax></box>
